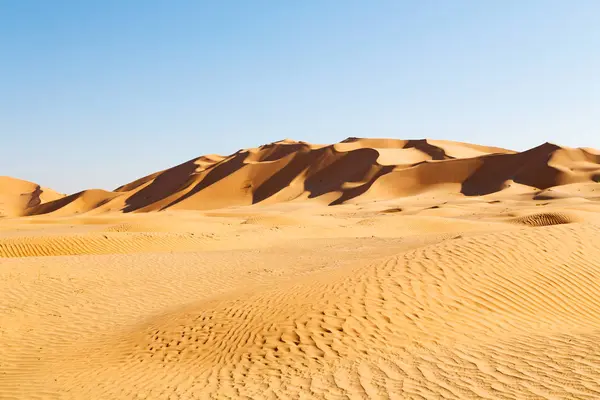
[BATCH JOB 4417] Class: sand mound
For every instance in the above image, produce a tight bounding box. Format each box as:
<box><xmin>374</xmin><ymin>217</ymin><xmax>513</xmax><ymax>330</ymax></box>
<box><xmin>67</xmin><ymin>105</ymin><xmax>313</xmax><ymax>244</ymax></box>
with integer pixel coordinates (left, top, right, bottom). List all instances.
<box><xmin>0</xmin><ymin>176</ymin><xmax>63</xmax><ymax>217</ymax></box>
<box><xmin>509</xmin><ymin>212</ymin><xmax>576</xmax><ymax>227</ymax></box>
<box><xmin>27</xmin><ymin>189</ymin><xmax>122</xmax><ymax>216</ymax></box>
<box><xmin>534</xmin><ymin>182</ymin><xmax>600</xmax><ymax>200</ymax></box>
<box><xmin>460</xmin><ymin>143</ymin><xmax>600</xmax><ymax>196</ymax></box>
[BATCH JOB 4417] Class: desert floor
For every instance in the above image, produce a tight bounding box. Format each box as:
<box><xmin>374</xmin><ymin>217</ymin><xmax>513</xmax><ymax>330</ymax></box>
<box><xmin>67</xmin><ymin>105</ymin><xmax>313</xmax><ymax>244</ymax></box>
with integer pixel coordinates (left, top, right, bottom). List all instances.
<box><xmin>2</xmin><ymin>193</ymin><xmax>600</xmax><ymax>399</ymax></box>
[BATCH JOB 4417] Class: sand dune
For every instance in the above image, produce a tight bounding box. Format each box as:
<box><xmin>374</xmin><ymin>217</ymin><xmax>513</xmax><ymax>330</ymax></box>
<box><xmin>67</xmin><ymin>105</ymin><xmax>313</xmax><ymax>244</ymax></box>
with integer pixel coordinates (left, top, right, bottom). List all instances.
<box><xmin>0</xmin><ymin>176</ymin><xmax>64</xmax><ymax>217</ymax></box>
<box><xmin>2</xmin><ymin>138</ymin><xmax>600</xmax><ymax>399</ymax></box>
<box><xmin>9</xmin><ymin>138</ymin><xmax>595</xmax><ymax>217</ymax></box>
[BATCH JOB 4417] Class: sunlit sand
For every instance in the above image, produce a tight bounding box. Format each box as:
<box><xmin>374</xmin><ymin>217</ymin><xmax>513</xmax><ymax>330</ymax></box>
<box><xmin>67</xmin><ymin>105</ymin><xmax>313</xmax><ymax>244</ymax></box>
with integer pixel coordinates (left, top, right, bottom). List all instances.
<box><xmin>2</xmin><ymin>138</ymin><xmax>600</xmax><ymax>399</ymax></box>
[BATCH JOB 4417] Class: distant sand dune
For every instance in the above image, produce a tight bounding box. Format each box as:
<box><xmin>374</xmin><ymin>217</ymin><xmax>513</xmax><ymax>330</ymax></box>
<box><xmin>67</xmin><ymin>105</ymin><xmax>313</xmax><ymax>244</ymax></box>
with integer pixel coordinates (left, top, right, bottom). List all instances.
<box><xmin>3</xmin><ymin>138</ymin><xmax>595</xmax><ymax>217</ymax></box>
<box><xmin>0</xmin><ymin>176</ymin><xmax>64</xmax><ymax>217</ymax></box>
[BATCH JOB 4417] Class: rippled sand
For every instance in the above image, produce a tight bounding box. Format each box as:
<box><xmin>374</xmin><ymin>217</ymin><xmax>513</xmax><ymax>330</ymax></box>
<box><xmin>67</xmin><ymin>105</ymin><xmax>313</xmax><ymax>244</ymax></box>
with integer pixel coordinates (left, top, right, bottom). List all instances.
<box><xmin>2</xmin><ymin>195</ymin><xmax>600</xmax><ymax>399</ymax></box>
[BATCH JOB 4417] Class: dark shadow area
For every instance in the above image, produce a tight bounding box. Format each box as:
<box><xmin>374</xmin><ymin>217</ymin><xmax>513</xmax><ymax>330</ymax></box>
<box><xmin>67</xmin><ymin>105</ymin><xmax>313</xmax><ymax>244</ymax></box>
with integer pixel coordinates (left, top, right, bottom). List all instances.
<box><xmin>533</xmin><ymin>194</ymin><xmax>558</xmax><ymax>201</ymax></box>
<box><xmin>461</xmin><ymin>143</ymin><xmax>561</xmax><ymax>196</ymax></box>
<box><xmin>114</xmin><ymin>171</ymin><xmax>161</xmax><ymax>193</ymax></box>
<box><xmin>403</xmin><ymin>139</ymin><xmax>452</xmax><ymax>160</ymax></box>
<box><xmin>381</xmin><ymin>207</ymin><xmax>403</xmax><ymax>213</ymax></box>
<box><xmin>303</xmin><ymin>148</ymin><xmax>393</xmax><ymax>204</ymax></box>
<box><xmin>27</xmin><ymin>191</ymin><xmax>87</xmax><ymax>215</ymax></box>
<box><xmin>122</xmin><ymin>159</ymin><xmax>199</xmax><ymax>212</ymax></box>
<box><xmin>162</xmin><ymin>152</ymin><xmax>249</xmax><ymax>209</ymax></box>
<box><xmin>329</xmin><ymin>165</ymin><xmax>394</xmax><ymax>206</ymax></box>
<box><xmin>26</xmin><ymin>186</ymin><xmax>43</xmax><ymax>208</ymax></box>
<box><xmin>252</xmin><ymin>148</ymin><xmax>318</xmax><ymax>204</ymax></box>
<box><xmin>254</xmin><ymin>147</ymin><xmax>395</xmax><ymax>205</ymax></box>
<box><xmin>258</xmin><ymin>142</ymin><xmax>311</xmax><ymax>162</ymax></box>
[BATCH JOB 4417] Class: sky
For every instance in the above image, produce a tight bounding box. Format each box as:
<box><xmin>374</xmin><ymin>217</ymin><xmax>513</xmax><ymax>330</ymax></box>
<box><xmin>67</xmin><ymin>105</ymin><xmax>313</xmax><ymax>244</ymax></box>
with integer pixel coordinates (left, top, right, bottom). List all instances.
<box><xmin>1</xmin><ymin>0</ymin><xmax>599</xmax><ymax>194</ymax></box>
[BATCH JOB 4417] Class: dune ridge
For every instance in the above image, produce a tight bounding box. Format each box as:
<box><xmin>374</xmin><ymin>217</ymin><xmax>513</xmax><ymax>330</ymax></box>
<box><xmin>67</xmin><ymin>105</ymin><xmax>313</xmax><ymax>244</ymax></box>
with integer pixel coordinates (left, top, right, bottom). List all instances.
<box><xmin>0</xmin><ymin>176</ymin><xmax>64</xmax><ymax>217</ymax></box>
<box><xmin>3</xmin><ymin>138</ymin><xmax>597</xmax><ymax>217</ymax></box>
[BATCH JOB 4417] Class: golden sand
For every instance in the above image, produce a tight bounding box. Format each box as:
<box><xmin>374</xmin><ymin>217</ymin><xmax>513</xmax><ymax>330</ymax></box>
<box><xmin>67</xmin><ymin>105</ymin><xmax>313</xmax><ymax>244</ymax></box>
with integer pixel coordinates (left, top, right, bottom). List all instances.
<box><xmin>1</xmin><ymin>138</ymin><xmax>600</xmax><ymax>399</ymax></box>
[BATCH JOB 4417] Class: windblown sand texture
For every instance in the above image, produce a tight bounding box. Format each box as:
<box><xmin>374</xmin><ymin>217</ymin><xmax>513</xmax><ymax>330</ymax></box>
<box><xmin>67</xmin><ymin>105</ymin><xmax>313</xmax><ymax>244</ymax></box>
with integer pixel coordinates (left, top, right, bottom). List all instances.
<box><xmin>1</xmin><ymin>138</ymin><xmax>600</xmax><ymax>399</ymax></box>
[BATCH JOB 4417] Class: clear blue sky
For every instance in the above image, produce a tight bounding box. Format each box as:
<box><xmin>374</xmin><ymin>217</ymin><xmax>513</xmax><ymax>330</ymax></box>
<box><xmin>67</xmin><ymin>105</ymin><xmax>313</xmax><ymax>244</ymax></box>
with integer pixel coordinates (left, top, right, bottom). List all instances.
<box><xmin>1</xmin><ymin>1</ymin><xmax>599</xmax><ymax>194</ymax></box>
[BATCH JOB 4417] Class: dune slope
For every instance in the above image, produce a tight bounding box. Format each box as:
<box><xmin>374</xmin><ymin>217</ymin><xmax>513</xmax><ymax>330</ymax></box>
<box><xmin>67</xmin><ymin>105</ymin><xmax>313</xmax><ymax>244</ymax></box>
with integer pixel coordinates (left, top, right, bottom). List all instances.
<box><xmin>0</xmin><ymin>176</ymin><xmax>63</xmax><ymax>217</ymax></box>
<box><xmin>18</xmin><ymin>138</ymin><xmax>600</xmax><ymax>216</ymax></box>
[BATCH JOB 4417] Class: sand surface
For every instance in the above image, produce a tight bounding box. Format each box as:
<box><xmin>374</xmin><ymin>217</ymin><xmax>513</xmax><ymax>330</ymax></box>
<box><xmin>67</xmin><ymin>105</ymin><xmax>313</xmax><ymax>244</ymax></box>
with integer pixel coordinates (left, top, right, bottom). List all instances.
<box><xmin>2</xmin><ymin>139</ymin><xmax>600</xmax><ymax>399</ymax></box>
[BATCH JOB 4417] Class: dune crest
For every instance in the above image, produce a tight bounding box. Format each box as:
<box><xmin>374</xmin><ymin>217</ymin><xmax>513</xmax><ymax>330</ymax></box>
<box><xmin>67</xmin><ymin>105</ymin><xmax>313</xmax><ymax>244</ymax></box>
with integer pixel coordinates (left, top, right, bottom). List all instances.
<box><xmin>7</xmin><ymin>138</ymin><xmax>598</xmax><ymax>217</ymax></box>
<box><xmin>0</xmin><ymin>176</ymin><xmax>64</xmax><ymax>217</ymax></box>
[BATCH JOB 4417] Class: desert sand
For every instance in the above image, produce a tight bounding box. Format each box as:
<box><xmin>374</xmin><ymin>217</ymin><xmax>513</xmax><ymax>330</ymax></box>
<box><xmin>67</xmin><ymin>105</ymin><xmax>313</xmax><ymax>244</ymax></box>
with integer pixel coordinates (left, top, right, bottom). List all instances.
<box><xmin>1</xmin><ymin>138</ymin><xmax>600</xmax><ymax>399</ymax></box>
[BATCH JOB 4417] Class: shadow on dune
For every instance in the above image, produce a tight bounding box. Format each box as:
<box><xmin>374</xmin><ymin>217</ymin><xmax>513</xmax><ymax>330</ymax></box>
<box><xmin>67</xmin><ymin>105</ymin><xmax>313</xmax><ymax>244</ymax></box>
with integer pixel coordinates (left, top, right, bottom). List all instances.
<box><xmin>328</xmin><ymin>165</ymin><xmax>394</xmax><ymax>205</ymax></box>
<box><xmin>461</xmin><ymin>143</ymin><xmax>562</xmax><ymax>196</ymax></box>
<box><xmin>403</xmin><ymin>139</ymin><xmax>451</xmax><ymax>160</ymax></box>
<box><xmin>161</xmin><ymin>152</ymin><xmax>249</xmax><ymax>210</ymax></box>
<box><xmin>27</xmin><ymin>192</ymin><xmax>81</xmax><ymax>215</ymax></box>
<box><xmin>251</xmin><ymin>147</ymin><xmax>316</xmax><ymax>203</ymax></box>
<box><xmin>25</xmin><ymin>139</ymin><xmax>600</xmax><ymax>216</ymax></box>
<box><xmin>25</xmin><ymin>186</ymin><xmax>43</xmax><ymax>208</ymax></box>
<box><xmin>303</xmin><ymin>147</ymin><xmax>394</xmax><ymax>205</ymax></box>
<box><xmin>27</xmin><ymin>189</ymin><xmax>115</xmax><ymax>215</ymax></box>
<box><xmin>253</xmin><ymin>147</ymin><xmax>394</xmax><ymax>205</ymax></box>
<box><xmin>122</xmin><ymin>159</ymin><xmax>200</xmax><ymax>213</ymax></box>
<box><xmin>257</xmin><ymin>142</ymin><xmax>311</xmax><ymax>162</ymax></box>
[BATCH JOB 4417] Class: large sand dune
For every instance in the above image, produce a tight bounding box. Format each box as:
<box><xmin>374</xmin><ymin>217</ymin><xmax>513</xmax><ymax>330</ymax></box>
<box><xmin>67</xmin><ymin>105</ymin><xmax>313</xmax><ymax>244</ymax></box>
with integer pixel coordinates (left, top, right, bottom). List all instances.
<box><xmin>4</xmin><ymin>138</ymin><xmax>597</xmax><ymax>217</ymax></box>
<box><xmin>1</xmin><ymin>138</ymin><xmax>600</xmax><ymax>399</ymax></box>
